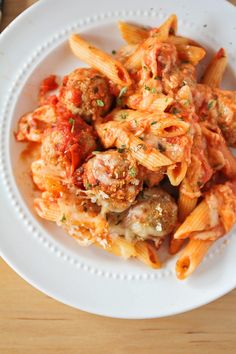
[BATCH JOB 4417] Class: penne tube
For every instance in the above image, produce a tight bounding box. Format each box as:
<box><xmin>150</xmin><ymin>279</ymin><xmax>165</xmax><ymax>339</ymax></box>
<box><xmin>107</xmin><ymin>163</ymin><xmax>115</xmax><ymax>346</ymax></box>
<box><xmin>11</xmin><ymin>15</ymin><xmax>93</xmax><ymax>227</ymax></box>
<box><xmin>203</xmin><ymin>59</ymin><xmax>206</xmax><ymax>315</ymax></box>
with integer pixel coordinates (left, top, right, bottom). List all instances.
<box><xmin>151</xmin><ymin>14</ymin><xmax>178</xmax><ymax>40</ymax></box>
<box><xmin>69</xmin><ymin>34</ymin><xmax>132</xmax><ymax>87</ymax></box>
<box><xmin>34</xmin><ymin>197</ymin><xmax>61</xmax><ymax>222</ymax></box>
<box><xmin>176</xmin><ymin>239</ymin><xmax>214</xmax><ymax>279</ymax></box>
<box><xmin>116</xmin><ymin>44</ymin><xmax>138</xmax><ymax>63</ymax></box>
<box><xmin>201</xmin><ymin>48</ymin><xmax>227</xmax><ymax>88</ymax></box>
<box><xmin>135</xmin><ymin>241</ymin><xmax>161</xmax><ymax>269</ymax></box>
<box><xmin>125</xmin><ymin>15</ymin><xmax>177</xmax><ymax>71</ymax></box>
<box><xmin>111</xmin><ymin>109</ymin><xmax>190</xmax><ymax>137</ymax></box>
<box><xmin>122</xmin><ymin>133</ymin><xmax>173</xmax><ymax>170</ymax></box>
<box><xmin>96</xmin><ymin>121</ymin><xmax>173</xmax><ymax>169</ymax></box>
<box><xmin>167</xmin><ymin>35</ymin><xmax>202</xmax><ymax>47</ymax></box>
<box><xmin>167</xmin><ymin>161</ymin><xmax>188</xmax><ymax>186</ymax></box>
<box><xmin>174</xmin><ymin>200</ymin><xmax>210</xmax><ymax>239</ymax></box>
<box><xmin>169</xmin><ymin>236</ymin><xmax>186</xmax><ymax>255</ymax></box>
<box><xmin>177</xmin><ymin>44</ymin><xmax>206</xmax><ymax>65</ymax></box>
<box><xmin>118</xmin><ymin>21</ymin><xmax>149</xmax><ymax>44</ymax></box>
<box><xmin>178</xmin><ymin>192</ymin><xmax>198</xmax><ymax>222</ymax></box>
<box><xmin>125</xmin><ymin>93</ymin><xmax>173</xmax><ymax>112</ymax></box>
<box><xmin>102</xmin><ymin>236</ymin><xmax>137</xmax><ymax>259</ymax></box>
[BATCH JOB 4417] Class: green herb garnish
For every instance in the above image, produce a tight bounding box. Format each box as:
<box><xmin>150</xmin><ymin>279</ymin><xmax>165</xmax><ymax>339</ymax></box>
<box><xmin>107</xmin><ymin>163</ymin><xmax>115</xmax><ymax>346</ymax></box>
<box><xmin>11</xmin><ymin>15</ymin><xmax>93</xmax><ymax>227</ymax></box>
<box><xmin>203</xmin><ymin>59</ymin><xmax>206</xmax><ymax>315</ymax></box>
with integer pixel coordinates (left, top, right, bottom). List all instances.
<box><xmin>117</xmin><ymin>87</ymin><xmax>128</xmax><ymax>105</ymax></box>
<box><xmin>112</xmin><ymin>50</ymin><xmax>116</xmax><ymax>55</ymax></box>
<box><xmin>69</xmin><ymin>118</ymin><xmax>75</xmax><ymax>133</ymax></box>
<box><xmin>151</xmin><ymin>121</ymin><xmax>157</xmax><ymax>126</ymax></box>
<box><xmin>96</xmin><ymin>99</ymin><xmax>105</xmax><ymax>107</ymax></box>
<box><xmin>120</xmin><ymin>112</ymin><xmax>128</xmax><ymax>120</ymax></box>
<box><xmin>118</xmin><ymin>87</ymin><xmax>128</xmax><ymax>98</ymax></box>
<box><xmin>129</xmin><ymin>167</ymin><xmax>137</xmax><ymax>177</ymax></box>
<box><xmin>85</xmin><ymin>182</ymin><xmax>92</xmax><ymax>190</ymax></box>
<box><xmin>144</xmin><ymin>85</ymin><xmax>151</xmax><ymax>91</ymax></box>
<box><xmin>151</xmin><ymin>87</ymin><xmax>157</xmax><ymax>94</ymax></box>
<box><xmin>207</xmin><ymin>100</ymin><xmax>215</xmax><ymax>110</ymax></box>
<box><xmin>61</xmin><ymin>214</ymin><xmax>66</xmax><ymax>223</ymax></box>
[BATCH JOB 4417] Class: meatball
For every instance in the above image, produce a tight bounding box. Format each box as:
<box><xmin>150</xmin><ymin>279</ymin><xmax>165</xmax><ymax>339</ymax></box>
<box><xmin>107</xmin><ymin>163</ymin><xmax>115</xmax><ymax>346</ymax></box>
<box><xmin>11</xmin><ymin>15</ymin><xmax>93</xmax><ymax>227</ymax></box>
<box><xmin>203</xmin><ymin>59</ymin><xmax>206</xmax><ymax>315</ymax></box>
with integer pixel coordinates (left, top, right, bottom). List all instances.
<box><xmin>83</xmin><ymin>150</ymin><xmax>143</xmax><ymax>212</ymax></box>
<box><xmin>41</xmin><ymin>116</ymin><xmax>97</xmax><ymax>174</ymax></box>
<box><xmin>123</xmin><ymin>188</ymin><xmax>178</xmax><ymax>241</ymax></box>
<box><xmin>59</xmin><ymin>68</ymin><xmax>113</xmax><ymax>122</ymax></box>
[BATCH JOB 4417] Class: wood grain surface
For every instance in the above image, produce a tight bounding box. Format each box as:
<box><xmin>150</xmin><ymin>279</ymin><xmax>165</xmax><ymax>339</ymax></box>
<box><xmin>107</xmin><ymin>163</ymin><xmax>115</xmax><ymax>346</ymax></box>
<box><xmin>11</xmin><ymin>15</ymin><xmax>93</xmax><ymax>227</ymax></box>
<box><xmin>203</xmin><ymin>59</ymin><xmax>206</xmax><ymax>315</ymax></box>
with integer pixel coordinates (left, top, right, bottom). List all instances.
<box><xmin>1</xmin><ymin>1</ymin><xmax>236</xmax><ymax>353</ymax></box>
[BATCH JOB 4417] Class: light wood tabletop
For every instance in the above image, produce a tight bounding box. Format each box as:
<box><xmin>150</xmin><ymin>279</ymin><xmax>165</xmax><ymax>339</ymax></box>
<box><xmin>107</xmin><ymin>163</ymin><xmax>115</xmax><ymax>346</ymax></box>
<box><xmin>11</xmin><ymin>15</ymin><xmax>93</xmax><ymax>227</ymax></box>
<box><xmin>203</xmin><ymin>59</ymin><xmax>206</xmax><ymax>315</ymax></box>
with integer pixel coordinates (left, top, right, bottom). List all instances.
<box><xmin>1</xmin><ymin>1</ymin><xmax>236</xmax><ymax>353</ymax></box>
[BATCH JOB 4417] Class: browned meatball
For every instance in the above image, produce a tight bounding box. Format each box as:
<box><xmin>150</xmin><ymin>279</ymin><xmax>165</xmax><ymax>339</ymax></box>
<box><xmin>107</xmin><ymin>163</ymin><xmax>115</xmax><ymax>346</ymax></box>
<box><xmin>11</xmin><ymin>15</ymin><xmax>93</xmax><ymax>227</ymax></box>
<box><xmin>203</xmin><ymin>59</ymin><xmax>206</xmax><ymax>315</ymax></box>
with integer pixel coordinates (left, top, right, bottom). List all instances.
<box><xmin>41</xmin><ymin>116</ymin><xmax>97</xmax><ymax>175</ymax></box>
<box><xmin>82</xmin><ymin>150</ymin><xmax>143</xmax><ymax>212</ymax></box>
<box><xmin>123</xmin><ymin>188</ymin><xmax>178</xmax><ymax>241</ymax></box>
<box><xmin>59</xmin><ymin>68</ymin><xmax>113</xmax><ymax>122</ymax></box>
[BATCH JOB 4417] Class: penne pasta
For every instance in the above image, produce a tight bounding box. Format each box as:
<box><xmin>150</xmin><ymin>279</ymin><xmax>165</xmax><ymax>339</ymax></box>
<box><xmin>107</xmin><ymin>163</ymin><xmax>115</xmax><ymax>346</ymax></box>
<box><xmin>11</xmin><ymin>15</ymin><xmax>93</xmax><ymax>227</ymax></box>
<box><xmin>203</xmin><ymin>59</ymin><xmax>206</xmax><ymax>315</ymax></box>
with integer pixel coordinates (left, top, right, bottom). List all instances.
<box><xmin>176</xmin><ymin>239</ymin><xmax>213</xmax><ymax>279</ymax></box>
<box><xmin>201</xmin><ymin>48</ymin><xmax>227</xmax><ymax>88</ymax></box>
<box><xmin>178</xmin><ymin>191</ymin><xmax>198</xmax><ymax>222</ymax></box>
<box><xmin>111</xmin><ymin>109</ymin><xmax>190</xmax><ymax>137</ymax></box>
<box><xmin>69</xmin><ymin>34</ymin><xmax>132</xmax><ymax>87</ymax></box>
<box><xmin>34</xmin><ymin>194</ymin><xmax>61</xmax><ymax>222</ymax></box>
<box><xmin>116</xmin><ymin>44</ymin><xmax>138</xmax><ymax>63</ymax></box>
<box><xmin>169</xmin><ymin>236</ymin><xmax>186</xmax><ymax>255</ymax></box>
<box><xmin>118</xmin><ymin>21</ymin><xmax>149</xmax><ymax>44</ymax></box>
<box><xmin>174</xmin><ymin>200</ymin><xmax>210</xmax><ymax>239</ymax></box>
<box><xmin>125</xmin><ymin>93</ymin><xmax>173</xmax><ymax>112</ymax></box>
<box><xmin>135</xmin><ymin>241</ymin><xmax>161</xmax><ymax>269</ymax></box>
<box><xmin>167</xmin><ymin>161</ymin><xmax>188</xmax><ymax>186</ymax></box>
<box><xmin>100</xmin><ymin>236</ymin><xmax>137</xmax><ymax>259</ymax></box>
<box><xmin>150</xmin><ymin>14</ymin><xmax>178</xmax><ymax>40</ymax></box>
<box><xmin>176</xmin><ymin>44</ymin><xmax>206</xmax><ymax>65</ymax></box>
<box><xmin>95</xmin><ymin>121</ymin><xmax>173</xmax><ymax>170</ymax></box>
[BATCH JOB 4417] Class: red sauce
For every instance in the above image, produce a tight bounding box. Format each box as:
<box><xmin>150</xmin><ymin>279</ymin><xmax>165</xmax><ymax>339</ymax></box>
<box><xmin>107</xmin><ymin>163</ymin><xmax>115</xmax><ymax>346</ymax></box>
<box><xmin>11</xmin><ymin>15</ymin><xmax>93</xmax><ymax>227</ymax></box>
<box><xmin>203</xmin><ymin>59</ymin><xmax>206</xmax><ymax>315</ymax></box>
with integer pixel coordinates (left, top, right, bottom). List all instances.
<box><xmin>40</xmin><ymin>75</ymin><xmax>58</xmax><ymax>97</ymax></box>
<box><xmin>216</xmin><ymin>48</ymin><xmax>225</xmax><ymax>59</ymax></box>
<box><xmin>46</xmin><ymin>95</ymin><xmax>58</xmax><ymax>105</ymax></box>
<box><xmin>70</xmin><ymin>88</ymin><xmax>82</xmax><ymax>106</ymax></box>
<box><xmin>109</xmin><ymin>81</ymin><xmax>120</xmax><ymax>96</ymax></box>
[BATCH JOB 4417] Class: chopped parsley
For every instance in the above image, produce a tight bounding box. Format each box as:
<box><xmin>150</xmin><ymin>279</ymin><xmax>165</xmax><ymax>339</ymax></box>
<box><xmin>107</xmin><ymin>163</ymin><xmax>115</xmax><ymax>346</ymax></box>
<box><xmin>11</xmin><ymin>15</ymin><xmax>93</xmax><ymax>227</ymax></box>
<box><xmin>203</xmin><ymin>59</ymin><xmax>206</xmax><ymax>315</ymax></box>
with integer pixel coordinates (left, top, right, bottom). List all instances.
<box><xmin>96</xmin><ymin>99</ymin><xmax>105</xmax><ymax>107</ymax></box>
<box><xmin>85</xmin><ymin>182</ymin><xmax>92</xmax><ymax>190</ymax></box>
<box><xmin>103</xmin><ymin>128</ymin><xmax>108</xmax><ymax>131</ymax></box>
<box><xmin>118</xmin><ymin>144</ymin><xmax>126</xmax><ymax>153</ymax></box>
<box><xmin>183</xmin><ymin>100</ymin><xmax>190</xmax><ymax>106</ymax></box>
<box><xmin>144</xmin><ymin>85</ymin><xmax>151</xmax><ymax>91</ymax></box>
<box><xmin>151</xmin><ymin>87</ymin><xmax>157</xmax><ymax>94</ymax></box>
<box><xmin>207</xmin><ymin>100</ymin><xmax>215</xmax><ymax>110</ymax></box>
<box><xmin>69</xmin><ymin>118</ymin><xmax>75</xmax><ymax>133</ymax></box>
<box><xmin>118</xmin><ymin>87</ymin><xmax>128</xmax><ymax>98</ymax></box>
<box><xmin>129</xmin><ymin>167</ymin><xmax>137</xmax><ymax>177</ymax></box>
<box><xmin>112</xmin><ymin>50</ymin><xmax>116</xmax><ymax>55</ymax></box>
<box><xmin>154</xmin><ymin>76</ymin><xmax>162</xmax><ymax>80</ymax></box>
<box><xmin>151</xmin><ymin>121</ymin><xmax>157</xmax><ymax>126</ymax></box>
<box><xmin>61</xmin><ymin>214</ymin><xmax>66</xmax><ymax>223</ymax></box>
<box><xmin>143</xmin><ymin>65</ymin><xmax>148</xmax><ymax>70</ymax></box>
<box><xmin>120</xmin><ymin>112</ymin><xmax>128</xmax><ymax>120</ymax></box>
<box><xmin>117</xmin><ymin>87</ymin><xmax>128</xmax><ymax>105</ymax></box>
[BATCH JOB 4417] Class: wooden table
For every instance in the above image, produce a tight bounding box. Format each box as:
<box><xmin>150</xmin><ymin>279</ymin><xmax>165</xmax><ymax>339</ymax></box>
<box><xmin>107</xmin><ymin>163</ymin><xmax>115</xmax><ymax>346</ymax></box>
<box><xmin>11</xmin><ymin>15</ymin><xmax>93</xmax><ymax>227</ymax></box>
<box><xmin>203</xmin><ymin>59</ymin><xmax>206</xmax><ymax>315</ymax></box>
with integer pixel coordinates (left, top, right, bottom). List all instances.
<box><xmin>1</xmin><ymin>1</ymin><xmax>236</xmax><ymax>353</ymax></box>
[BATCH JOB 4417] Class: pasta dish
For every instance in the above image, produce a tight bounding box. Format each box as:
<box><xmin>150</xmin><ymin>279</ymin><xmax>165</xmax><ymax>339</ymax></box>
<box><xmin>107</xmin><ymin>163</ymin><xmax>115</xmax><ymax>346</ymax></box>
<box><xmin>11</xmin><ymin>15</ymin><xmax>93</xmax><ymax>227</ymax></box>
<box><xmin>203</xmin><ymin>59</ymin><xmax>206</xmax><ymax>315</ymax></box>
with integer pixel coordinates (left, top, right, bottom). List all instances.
<box><xmin>15</xmin><ymin>15</ymin><xmax>236</xmax><ymax>279</ymax></box>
